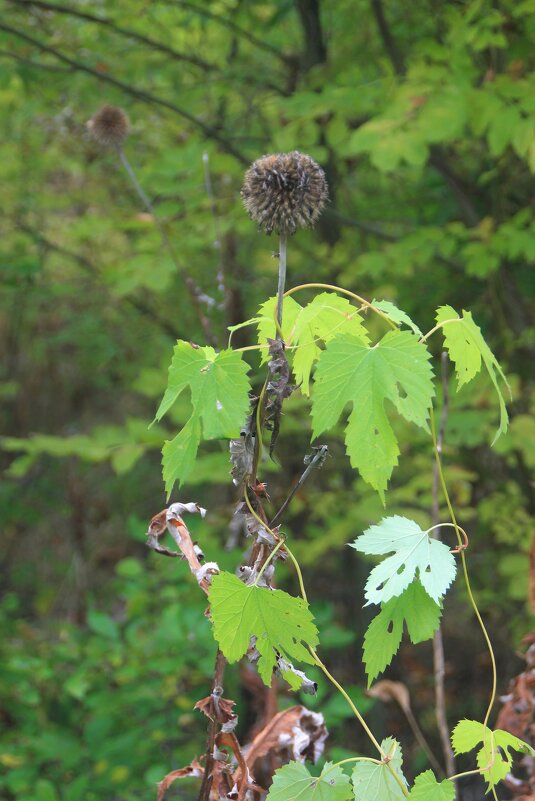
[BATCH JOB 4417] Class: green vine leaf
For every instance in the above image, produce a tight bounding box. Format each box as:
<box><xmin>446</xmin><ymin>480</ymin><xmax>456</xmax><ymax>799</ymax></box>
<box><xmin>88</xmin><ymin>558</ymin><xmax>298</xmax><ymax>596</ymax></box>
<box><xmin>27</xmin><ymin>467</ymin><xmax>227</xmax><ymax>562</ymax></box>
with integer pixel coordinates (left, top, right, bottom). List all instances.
<box><xmin>408</xmin><ymin>770</ymin><xmax>455</xmax><ymax>800</ymax></box>
<box><xmin>162</xmin><ymin>415</ymin><xmax>201</xmax><ymax>496</ymax></box>
<box><xmin>351</xmin><ymin>516</ymin><xmax>457</xmax><ymax>605</ymax></box>
<box><xmin>257</xmin><ymin>293</ymin><xmax>369</xmax><ymax>394</ymax></box>
<box><xmin>290</xmin><ymin>292</ymin><xmax>369</xmax><ymax>395</ymax></box>
<box><xmin>362</xmin><ymin>582</ymin><xmax>441</xmax><ymax>686</ymax></box>
<box><xmin>352</xmin><ymin>737</ymin><xmax>407</xmax><ymax>801</ymax></box>
<box><xmin>267</xmin><ymin>761</ymin><xmax>352</xmax><ymax>801</ymax></box>
<box><xmin>372</xmin><ymin>299</ymin><xmax>423</xmax><ymax>338</ymax></box>
<box><xmin>311</xmin><ymin>331</ymin><xmax>434</xmax><ymax>500</ymax></box>
<box><xmin>155</xmin><ymin>342</ymin><xmax>251</xmax><ymax>494</ymax></box>
<box><xmin>436</xmin><ymin>305</ymin><xmax>510</xmax><ymax>442</ymax></box>
<box><xmin>451</xmin><ymin>720</ymin><xmax>535</xmax><ymax>790</ymax></box>
<box><xmin>208</xmin><ymin>572</ymin><xmax>319</xmax><ymax>687</ymax></box>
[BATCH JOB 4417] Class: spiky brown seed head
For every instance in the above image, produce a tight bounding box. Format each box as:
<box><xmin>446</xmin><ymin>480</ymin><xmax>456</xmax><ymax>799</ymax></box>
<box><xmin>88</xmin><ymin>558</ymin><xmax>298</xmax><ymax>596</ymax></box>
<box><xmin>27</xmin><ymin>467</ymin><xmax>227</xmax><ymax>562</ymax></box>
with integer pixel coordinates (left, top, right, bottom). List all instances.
<box><xmin>241</xmin><ymin>151</ymin><xmax>328</xmax><ymax>235</ymax></box>
<box><xmin>87</xmin><ymin>105</ymin><xmax>130</xmax><ymax>147</ymax></box>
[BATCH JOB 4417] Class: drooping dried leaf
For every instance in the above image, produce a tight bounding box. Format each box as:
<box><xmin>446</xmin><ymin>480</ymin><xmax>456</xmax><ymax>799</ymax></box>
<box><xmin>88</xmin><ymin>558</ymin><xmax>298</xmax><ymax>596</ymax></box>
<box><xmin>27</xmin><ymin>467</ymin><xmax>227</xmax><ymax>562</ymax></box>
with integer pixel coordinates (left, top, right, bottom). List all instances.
<box><xmin>230</xmin><ymin>417</ymin><xmax>255</xmax><ymax>486</ymax></box>
<box><xmin>368</xmin><ymin>680</ymin><xmax>411</xmax><ymax>714</ymax></box>
<box><xmin>195</xmin><ymin>694</ymin><xmax>237</xmax><ymax>725</ymax></box>
<box><xmin>157</xmin><ymin>760</ymin><xmax>204</xmax><ymax>801</ymax></box>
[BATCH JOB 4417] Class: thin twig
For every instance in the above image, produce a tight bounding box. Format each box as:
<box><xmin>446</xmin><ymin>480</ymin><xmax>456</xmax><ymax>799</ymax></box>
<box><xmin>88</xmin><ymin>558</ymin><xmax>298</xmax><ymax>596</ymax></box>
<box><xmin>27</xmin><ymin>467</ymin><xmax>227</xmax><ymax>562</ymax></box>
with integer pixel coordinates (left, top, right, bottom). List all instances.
<box><xmin>270</xmin><ymin>445</ymin><xmax>328</xmax><ymax>528</ymax></box>
<box><xmin>8</xmin><ymin>0</ymin><xmax>217</xmax><ymax>71</ymax></box>
<box><xmin>432</xmin><ymin>352</ymin><xmax>457</xmax><ymax>781</ymax></box>
<box><xmin>116</xmin><ymin>145</ymin><xmax>217</xmax><ymax>345</ymax></box>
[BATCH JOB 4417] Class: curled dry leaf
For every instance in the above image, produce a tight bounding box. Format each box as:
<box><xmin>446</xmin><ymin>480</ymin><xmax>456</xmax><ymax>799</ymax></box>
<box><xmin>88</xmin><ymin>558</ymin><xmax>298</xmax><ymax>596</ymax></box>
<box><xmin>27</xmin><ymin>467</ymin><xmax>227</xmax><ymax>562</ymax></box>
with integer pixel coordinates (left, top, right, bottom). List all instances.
<box><xmin>266</xmin><ymin>338</ymin><xmax>296</xmax><ymax>458</ymax></box>
<box><xmin>195</xmin><ymin>694</ymin><xmax>237</xmax><ymax>726</ymax></box>
<box><xmin>157</xmin><ymin>759</ymin><xmax>204</xmax><ymax>801</ymax></box>
<box><xmin>244</xmin><ymin>705</ymin><xmax>328</xmax><ymax>771</ymax></box>
<box><xmin>230</xmin><ymin>419</ymin><xmax>255</xmax><ymax>486</ymax></box>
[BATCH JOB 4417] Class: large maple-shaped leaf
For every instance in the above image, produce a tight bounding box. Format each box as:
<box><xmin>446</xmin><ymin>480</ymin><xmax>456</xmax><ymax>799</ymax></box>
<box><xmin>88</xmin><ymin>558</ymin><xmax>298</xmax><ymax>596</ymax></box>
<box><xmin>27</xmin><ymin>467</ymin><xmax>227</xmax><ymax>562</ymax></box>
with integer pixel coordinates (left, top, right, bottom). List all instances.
<box><xmin>436</xmin><ymin>305</ymin><xmax>510</xmax><ymax>442</ymax></box>
<box><xmin>408</xmin><ymin>771</ymin><xmax>455</xmax><ymax>801</ymax></box>
<box><xmin>362</xmin><ymin>582</ymin><xmax>441</xmax><ymax>686</ymax></box>
<box><xmin>290</xmin><ymin>292</ymin><xmax>369</xmax><ymax>395</ymax></box>
<box><xmin>267</xmin><ymin>761</ymin><xmax>352</xmax><ymax>801</ymax></box>
<box><xmin>352</xmin><ymin>516</ymin><xmax>456</xmax><ymax>605</ymax></box>
<box><xmin>257</xmin><ymin>293</ymin><xmax>369</xmax><ymax>394</ymax></box>
<box><xmin>209</xmin><ymin>572</ymin><xmax>318</xmax><ymax>687</ymax></box>
<box><xmin>155</xmin><ymin>341</ymin><xmax>251</xmax><ymax>437</ymax></box>
<box><xmin>155</xmin><ymin>342</ymin><xmax>251</xmax><ymax>493</ymax></box>
<box><xmin>452</xmin><ymin>720</ymin><xmax>534</xmax><ymax>790</ymax></box>
<box><xmin>352</xmin><ymin>737</ymin><xmax>407</xmax><ymax>801</ymax></box>
<box><xmin>311</xmin><ymin>331</ymin><xmax>434</xmax><ymax>499</ymax></box>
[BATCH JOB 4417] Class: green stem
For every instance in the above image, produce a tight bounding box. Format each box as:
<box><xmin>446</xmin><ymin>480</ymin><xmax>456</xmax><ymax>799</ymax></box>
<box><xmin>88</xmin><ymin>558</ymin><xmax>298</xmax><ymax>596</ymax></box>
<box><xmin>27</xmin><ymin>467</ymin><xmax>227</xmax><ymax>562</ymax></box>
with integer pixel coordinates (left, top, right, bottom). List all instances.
<box><xmin>283</xmin><ymin>282</ymin><xmax>398</xmax><ymax>330</ymax></box>
<box><xmin>276</xmin><ymin>233</ymin><xmax>287</xmax><ymax>337</ymax></box>
<box><xmin>419</xmin><ymin>317</ymin><xmax>462</xmax><ymax>344</ymax></box>
<box><xmin>253</xmin><ymin>536</ymin><xmax>285</xmax><ymax>586</ymax></box>
<box><xmin>431</xmin><ymin>410</ymin><xmax>498</xmax><ymax>781</ymax></box>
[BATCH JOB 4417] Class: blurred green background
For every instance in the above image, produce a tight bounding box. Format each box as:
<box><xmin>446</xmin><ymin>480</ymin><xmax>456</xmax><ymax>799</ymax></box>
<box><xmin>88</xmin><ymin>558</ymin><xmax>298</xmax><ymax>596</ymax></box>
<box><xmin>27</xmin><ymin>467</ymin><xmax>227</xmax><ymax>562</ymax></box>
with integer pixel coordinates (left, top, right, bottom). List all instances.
<box><xmin>0</xmin><ymin>1</ymin><xmax>534</xmax><ymax>799</ymax></box>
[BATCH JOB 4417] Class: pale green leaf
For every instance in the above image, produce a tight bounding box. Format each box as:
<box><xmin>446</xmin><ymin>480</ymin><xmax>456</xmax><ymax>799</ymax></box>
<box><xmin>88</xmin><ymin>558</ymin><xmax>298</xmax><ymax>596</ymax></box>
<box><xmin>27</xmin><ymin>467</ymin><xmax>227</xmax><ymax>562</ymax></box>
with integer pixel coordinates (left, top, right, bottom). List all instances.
<box><xmin>363</xmin><ymin>582</ymin><xmax>441</xmax><ymax>685</ymax></box>
<box><xmin>408</xmin><ymin>770</ymin><xmax>455</xmax><ymax>801</ymax></box>
<box><xmin>154</xmin><ymin>341</ymin><xmax>213</xmax><ymax>422</ymax></box>
<box><xmin>155</xmin><ymin>342</ymin><xmax>251</xmax><ymax>439</ymax></box>
<box><xmin>290</xmin><ymin>292</ymin><xmax>369</xmax><ymax>395</ymax></box>
<box><xmin>352</xmin><ymin>516</ymin><xmax>456</xmax><ymax>604</ymax></box>
<box><xmin>209</xmin><ymin>572</ymin><xmax>318</xmax><ymax>687</ymax></box>
<box><xmin>162</xmin><ymin>415</ymin><xmax>201</xmax><ymax>496</ymax></box>
<box><xmin>257</xmin><ymin>296</ymin><xmax>303</xmax><ymax>362</ymax></box>
<box><xmin>436</xmin><ymin>306</ymin><xmax>510</xmax><ymax>442</ymax></box>
<box><xmin>452</xmin><ymin>720</ymin><xmax>535</xmax><ymax>789</ymax></box>
<box><xmin>267</xmin><ymin>761</ymin><xmax>352</xmax><ymax>801</ymax></box>
<box><xmin>352</xmin><ymin>737</ymin><xmax>407</xmax><ymax>801</ymax></box>
<box><xmin>372</xmin><ymin>299</ymin><xmax>423</xmax><ymax>338</ymax></box>
<box><xmin>312</xmin><ymin>331</ymin><xmax>434</xmax><ymax>499</ymax></box>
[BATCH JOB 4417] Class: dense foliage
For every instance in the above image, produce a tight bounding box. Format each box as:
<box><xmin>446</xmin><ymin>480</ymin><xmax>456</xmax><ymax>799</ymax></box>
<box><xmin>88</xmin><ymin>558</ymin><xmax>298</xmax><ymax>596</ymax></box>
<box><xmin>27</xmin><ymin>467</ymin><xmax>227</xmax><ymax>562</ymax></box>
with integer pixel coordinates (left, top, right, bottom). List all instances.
<box><xmin>1</xmin><ymin>1</ymin><xmax>534</xmax><ymax>799</ymax></box>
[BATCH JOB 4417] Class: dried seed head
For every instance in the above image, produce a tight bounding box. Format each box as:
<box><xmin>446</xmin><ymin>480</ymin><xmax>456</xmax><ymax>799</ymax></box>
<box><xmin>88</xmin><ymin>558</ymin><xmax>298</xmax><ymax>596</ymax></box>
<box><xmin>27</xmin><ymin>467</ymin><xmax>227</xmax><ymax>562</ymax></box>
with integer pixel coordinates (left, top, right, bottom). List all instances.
<box><xmin>241</xmin><ymin>151</ymin><xmax>328</xmax><ymax>235</ymax></box>
<box><xmin>87</xmin><ymin>105</ymin><xmax>130</xmax><ymax>147</ymax></box>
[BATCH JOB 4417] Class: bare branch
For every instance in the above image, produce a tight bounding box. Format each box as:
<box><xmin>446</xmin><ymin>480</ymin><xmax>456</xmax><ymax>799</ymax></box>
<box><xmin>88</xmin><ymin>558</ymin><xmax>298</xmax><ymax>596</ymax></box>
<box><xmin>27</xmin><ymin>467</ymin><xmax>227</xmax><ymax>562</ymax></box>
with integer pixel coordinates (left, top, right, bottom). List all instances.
<box><xmin>8</xmin><ymin>0</ymin><xmax>217</xmax><ymax>72</ymax></box>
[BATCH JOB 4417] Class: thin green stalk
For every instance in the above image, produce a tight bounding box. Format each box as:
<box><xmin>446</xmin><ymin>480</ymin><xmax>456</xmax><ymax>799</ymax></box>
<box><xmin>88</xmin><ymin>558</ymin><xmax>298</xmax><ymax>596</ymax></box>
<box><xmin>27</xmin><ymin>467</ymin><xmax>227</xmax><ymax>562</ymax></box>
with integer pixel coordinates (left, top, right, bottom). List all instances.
<box><xmin>419</xmin><ymin>317</ymin><xmax>462</xmax><ymax>344</ymax></box>
<box><xmin>253</xmin><ymin>536</ymin><xmax>285</xmax><ymax>586</ymax></box>
<box><xmin>430</xmin><ymin>410</ymin><xmax>498</xmax><ymax>784</ymax></box>
<box><xmin>276</xmin><ymin>233</ymin><xmax>287</xmax><ymax>336</ymax></box>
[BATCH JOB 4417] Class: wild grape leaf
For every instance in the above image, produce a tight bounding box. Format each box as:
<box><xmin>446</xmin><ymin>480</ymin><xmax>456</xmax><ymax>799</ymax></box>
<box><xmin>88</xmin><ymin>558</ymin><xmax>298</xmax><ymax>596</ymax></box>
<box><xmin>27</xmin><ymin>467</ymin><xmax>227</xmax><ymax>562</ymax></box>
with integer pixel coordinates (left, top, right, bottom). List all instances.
<box><xmin>372</xmin><ymin>299</ymin><xmax>423</xmax><ymax>338</ymax></box>
<box><xmin>408</xmin><ymin>771</ymin><xmax>455</xmax><ymax>801</ymax></box>
<box><xmin>362</xmin><ymin>582</ymin><xmax>441</xmax><ymax>686</ymax></box>
<box><xmin>352</xmin><ymin>737</ymin><xmax>407</xmax><ymax>801</ymax></box>
<box><xmin>209</xmin><ymin>572</ymin><xmax>318</xmax><ymax>687</ymax></box>
<box><xmin>312</xmin><ymin>331</ymin><xmax>434</xmax><ymax>499</ymax></box>
<box><xmin>162</xmin><ymin>415</ymin><xmax>201</xmax><ymax>495</ymax></box>
<box><xmin>154</xmin><ymin>341</ymin><xmax>251</xmax><ymax>438</ymax></box>
<box><xmin>452</xmin><ymin>720</ymin><xmax>535</xmax><ymax>789</ymax></box>
<box><xmin>267</xmin><ymin>761</ymin><xmax>352</xmax><ymax>801</ymax></box>
<box><xmin>352</xmin><ymin>516</ymin><xmax>456</xmax><ymax>604</ymax></box>
<box><xmin>436</xmin><ymin>305</ymin><xmax>510</xmax><ymax>442</ymax></box>
<box><xmin>290</xmin><ymin>293</ymin><xmax>369</xmax><ymax>395</ymax></box>
<box><xmin>257</xmin><ymin>296</ymin><xmax>302</xmax><ymax>362</ymax></box>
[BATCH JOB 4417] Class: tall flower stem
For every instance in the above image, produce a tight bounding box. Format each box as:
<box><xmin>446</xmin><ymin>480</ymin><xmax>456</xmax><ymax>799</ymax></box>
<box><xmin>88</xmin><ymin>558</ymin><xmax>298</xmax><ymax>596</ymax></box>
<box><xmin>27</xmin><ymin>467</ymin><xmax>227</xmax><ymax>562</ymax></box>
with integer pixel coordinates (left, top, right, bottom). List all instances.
<box><xmin>276</xmin><ymin>233</ymin><xmax>287</xmax><ymax>338</ymax></box>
